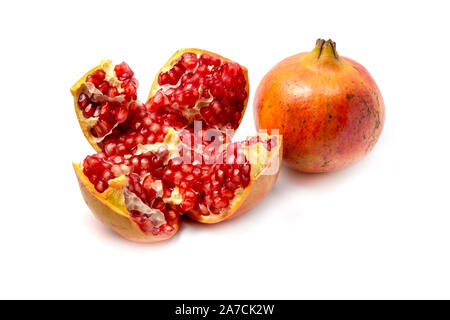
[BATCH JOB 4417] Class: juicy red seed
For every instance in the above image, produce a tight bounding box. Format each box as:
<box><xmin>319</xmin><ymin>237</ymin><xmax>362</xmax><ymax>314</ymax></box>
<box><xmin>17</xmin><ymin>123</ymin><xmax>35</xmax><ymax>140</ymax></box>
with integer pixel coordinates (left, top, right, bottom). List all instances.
<box><xmin>210</xmin><ymin>81</ymin><xmax>224</xmax><ymax>97</ymax></box>
<box><xmin>115</xmin><ymin>106</ymin><xmax>129</xmax><ymax>123</ymax></box>
<box><xmin>99</xmin><ymin>102</ymin><xmax>110</xmax><ymax>116</ymax></box>
<box><xmin>160</xmin><ymin>224</ymin><xmax>174</xmax><ymax>233</ymax></box>
<box><xmin>95</xmin><ymin>119</ymin><xmax>111</xmax><ymax>137</ymax></box>
<box><xmin>215</xmin><ymin>169</ymin><xmax>225</xmax><ymax>181</ymax></box>
<box><xmin>223</xmin><ymin>62</ymin><xmax>241</xmax><ymax>77</ymax></box>
<box><xmin>233</xmin><ymin>111</ymin><xmax>242</xmax><ymax>123</ymax></box>
<box><xmin>173</xmin><ymin>171</ymin><xmax>183</xmax><ymax>184</ymax></box>
<box><xmin>95</xmin><ymin>180</ymin><xmax>108</xmax><ymax>193</ymax></box>
<box><xmin>125</xmin><ymin>135</ymin><xmax>135</xmax><ymax>147</ymax></box>
<box><xmin>221</xmin><ymin>187</ymin><xmax>234</xmax><ymax>199</ymax></box>
<box><xmin>167</xmin><ymin>210</ymin><xmax>178</xmax><ymax>221</ymax></box>
<box><xmin>78</xmin><ymin>93</ymin><xmax>89</xmax><ymax>110</ymax></box>
<box><xmin>94</xmin><ymin>70</ymin><xmax>106</xmax><ymax>79</ymax></box>
<box><xmin>242</xmin><ymin>176</ymin><xmax>250</xmax><ymax>187</ymax></box>
<box><xmin>136</xmin><ymin>134</ymin><xmax>144</xmax><ymax>145</ymax></box>
<box><xmin>198</xmin><ymin>203</ymin><xmax>210</xmax><ymax>216</ymax></box>
<box><xmin>181</xmin><ymin>164</ymin><xmax>193</xmax><ymax>173</ymax></box>
<box><xmin>163</xmin><ymin>169</ymin><xmax>174</xmax><ymax>182</ymax></box>
<box><xmin>149</xmin><ymin>123</ymin><xmax>161</xmax><ymax>134</ymax></box>
<box><xmin>200</xmin><ymin>106</ymin><xmax>213</xmax><ymax>119</ymax></box>
<box><xmin>114</xmin><ymin>62</ymin><xmax>134</xmax><ymax>80</ymax></box>
<box><xmin>117</xmin><ymin>144</ymin><xmax>127</xmax><ymax>155</ymax></box>
<box><xmin>82</xmin><ymin>104</ymin><xmax>95</xmax><ymax>118</ymax></box>
<box><xmin>139</xmin><ymin>219</ymin><xmax>155</xmax><ymax>233</ymax></box>
<box><xmin>158</xmin><ymin>72</ymin><xmax>170</xmax><ymax>85</ymax></box>
<box><xmin>142</xmin><ymin>175</ymin><xmax>155</xmax><ymax>191</ymax></box>
<box><xmin>180</xmin><ymin>52</ymin><xmax>198</xmax><ymax>70</ymax></box>
<box><xmin>140</xmin><ymin>158</ymin><xmax>150</xmax><ymax>170</ymax></box>
<box><xmin>102</xmin><ymin>170</ymin><xmax>114</xmax><ymax>181</ymax></box>
<box><xmin>221</xmin><ymin>74</ymin><xmax>233</xmax><ymax>86</ymax></box>
<box><xmin>213</xmin><ymin>197</ymin><xmax>229</xmax><ymax>209</ymax></box>
<box><xmin>196</xmin><ymin>64</ymin><xmax>208</xmax><ymax>75</ymax></box>
<box><xmin>172</xmin><ymin>63</ymin><xmax>185</xmax><ymax>75</ymax></box>
<box><xmin>91</xmin><ymin>125</ymin><xmax>102</xmax><ymax>138</ymax></box>
<box><xmin>97</xmin><ymin>81</ymin><xmax>109</xmax><ymax>93</ymax></box>
<box><xmin>192</xmin><ymin>168</ymin><xmax>201</xmax><ymax>177</ymax></box>
<box><xmin>210</xmin><ymin>100</ymin><xmax>222</xmax><ymax>114</ymax></box>
<box><xmin>146</xmin><ymin>92</ymin><xmax>165</xmax><ymax>111</ymax></box>
<box><xmin>86</xmin><ymin>70</ymin><xmax>106</xmax><ymax>87</ymax></box>
<box><xmin>113</xmin><ymin>156</ymin><xmax>124</xmax><ymax>164</ymax></box>
<box><xmin>107</xmin><ymin>87</ymin><xmax>118</xmax><ymax>97</ymax></box>
<box><xmin>200</xmin><ymin>53</ymin><xmax>220</xmax><ymax>66</ymax></box>
<box><xmin>210</xmin><ymin>207</ymin><xmax>222</xmax><ymax>215</ymax></box>
<box><xmin>104</xmin><ymin>143</ymin><xmax>117</xmax><ymax>156</ymax></box>
<box><xmin>124</xmin><ymin>83</ymin><xmax>137</xmax><ymax>98</ymax></box>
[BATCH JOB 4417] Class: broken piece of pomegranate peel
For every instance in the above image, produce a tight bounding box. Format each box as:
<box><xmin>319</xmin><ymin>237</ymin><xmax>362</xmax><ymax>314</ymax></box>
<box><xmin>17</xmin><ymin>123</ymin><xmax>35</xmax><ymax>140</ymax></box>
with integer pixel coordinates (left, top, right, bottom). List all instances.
<box><xmin>71</xmin><ymin>49</ymin><xmax>281</xmax><ymax>243</ymax></box>
<box><xmin>148</xmin><ymin>48</ymin><xmax>250</xmax><ymax>123</ymax></box>
<box><xmin>73</xmin><ymin>133</ymin><xmax>281</xmax><ymax>242</ymax></box>
<box><xmin>73</xmin><ymin>162</ymin><xmax>180</xmax><ymax>242</ymax></box>
<box><xmin>187</xmin><ymin>137</ymin><xmax>282</xmax><ymax>224</ymax></box>
<box><xmin>71</xmin><ymin>64</ymin><xmax>101</xmax><ymax>152</ymax></box>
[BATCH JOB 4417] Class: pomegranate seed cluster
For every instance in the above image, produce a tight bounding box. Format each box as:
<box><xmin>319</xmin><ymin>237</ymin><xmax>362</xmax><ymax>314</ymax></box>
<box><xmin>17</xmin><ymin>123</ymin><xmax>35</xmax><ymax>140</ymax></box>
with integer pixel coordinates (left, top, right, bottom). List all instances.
<box><xmin>147</xmin><ymin>52</ymin><xmax>247</xmax><ymax>128</ymax></box>
<box><xmin>76</xmin><ymin>54</ymin><xmax>259</xmax><ymax>233</ymax></box>
<box><xmin>82</xmin><ymin>140</ymin><xmax>256</xmax><ymax>203</ymax></box>
<box><xmin>101</xmin><ymin>102</ymin><xmax>188</xmax><ymax>156</ymax></box>
<box><xmin>77</xmin><ymin>62</ymin><xmax>138</xmax><ymax>138</ymax></box>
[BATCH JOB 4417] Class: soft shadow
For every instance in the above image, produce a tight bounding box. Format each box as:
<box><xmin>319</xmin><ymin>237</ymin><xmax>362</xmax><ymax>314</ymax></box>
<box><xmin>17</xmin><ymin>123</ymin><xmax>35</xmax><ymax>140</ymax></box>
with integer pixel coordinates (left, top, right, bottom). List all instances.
<box><xmin>280</xmin><ymin>160</ymin><xmax>366</xmax><ymax>189</ymax></box>
<box><xmin>83</xmin><ymin>213</ymin><xmax>181</xmax><ymax>249</ymax></box>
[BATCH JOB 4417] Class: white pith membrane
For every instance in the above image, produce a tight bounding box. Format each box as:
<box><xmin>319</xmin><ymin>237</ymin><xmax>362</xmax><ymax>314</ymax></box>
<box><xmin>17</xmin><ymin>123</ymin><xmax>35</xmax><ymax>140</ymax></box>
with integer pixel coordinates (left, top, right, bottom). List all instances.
<box><xmin>120</xmin><ymin>129</ymin><xmax>182</xmax><ymax>229</ymax></box>
<box><xmin>123</xmin><ymin>187</ymin><xmax>166</xmax><ymax>228</ymax></box>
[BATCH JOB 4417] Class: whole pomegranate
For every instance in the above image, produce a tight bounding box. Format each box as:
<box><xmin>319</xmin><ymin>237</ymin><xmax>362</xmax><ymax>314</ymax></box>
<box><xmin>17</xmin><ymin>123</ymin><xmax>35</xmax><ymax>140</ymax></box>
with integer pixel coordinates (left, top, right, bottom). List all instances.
<box><xmin>71</xmin><ymin>49</ymin><xmax>282</xmax><ymax>243</ymax></box>
<box><xmin>254</xmin><ymin>39</ymin><xmax>385</xmax><ymax>173</ymax></box>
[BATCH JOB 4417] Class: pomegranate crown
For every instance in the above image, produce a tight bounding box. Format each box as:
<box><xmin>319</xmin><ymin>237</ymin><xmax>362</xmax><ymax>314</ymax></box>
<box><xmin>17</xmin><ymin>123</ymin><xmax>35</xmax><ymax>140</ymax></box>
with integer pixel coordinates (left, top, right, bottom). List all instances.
<box><xmin>315</xmin><ymin>38</ymin><xmax>339</xmax><ymax>60</ymax></box>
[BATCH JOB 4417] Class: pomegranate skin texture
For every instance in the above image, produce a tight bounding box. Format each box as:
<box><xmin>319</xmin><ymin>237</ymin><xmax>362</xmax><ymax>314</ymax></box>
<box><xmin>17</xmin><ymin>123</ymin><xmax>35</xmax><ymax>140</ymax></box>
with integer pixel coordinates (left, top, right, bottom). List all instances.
<box><xmin>254</xmin><ymin>39</ymin><xmax>385</xmax><ymax>173</ymax></box>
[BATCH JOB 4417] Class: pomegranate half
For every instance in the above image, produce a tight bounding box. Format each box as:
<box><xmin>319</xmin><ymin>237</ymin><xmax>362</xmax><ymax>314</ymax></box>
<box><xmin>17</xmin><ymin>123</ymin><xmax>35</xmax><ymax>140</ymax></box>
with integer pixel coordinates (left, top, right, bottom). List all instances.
<box><xmin>254</xmin><ymin>39</ymin><xmax>385</xmax><ymax>173</ymax></box>
<box><xmin>71</xmin><ymin>50</ymin><xmax>282</xmax><ymax>243</ymax></box>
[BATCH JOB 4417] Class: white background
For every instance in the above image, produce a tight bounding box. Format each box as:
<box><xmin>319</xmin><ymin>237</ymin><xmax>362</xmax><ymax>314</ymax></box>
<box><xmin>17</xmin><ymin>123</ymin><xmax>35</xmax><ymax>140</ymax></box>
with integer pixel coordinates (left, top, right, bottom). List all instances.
<box><xmin>1</xmin><ymin>0</ymin><xmax>449</xmax><ymax>299</ymax></box>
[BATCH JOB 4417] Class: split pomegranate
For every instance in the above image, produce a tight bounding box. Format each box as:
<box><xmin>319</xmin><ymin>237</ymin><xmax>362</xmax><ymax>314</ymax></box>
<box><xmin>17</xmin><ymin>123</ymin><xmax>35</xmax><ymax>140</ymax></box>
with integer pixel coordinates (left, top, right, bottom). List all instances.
<box><xmin>71</xmin><ymin>49</ymin><xmax>281</xmax><ymax>243</ymax></box>
<box><xmin>254</xmin><ymin>39</ymin><xmax>385</xmax><ymax>173</ymax></box>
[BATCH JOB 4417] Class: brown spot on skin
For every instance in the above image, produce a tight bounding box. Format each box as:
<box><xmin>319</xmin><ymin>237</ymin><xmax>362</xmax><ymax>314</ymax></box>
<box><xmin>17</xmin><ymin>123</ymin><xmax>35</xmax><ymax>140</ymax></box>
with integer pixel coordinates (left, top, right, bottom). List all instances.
<box><xmin>321</xmin><ymin>159</ymin><xmax>331</xmax><ymax>168</ymax></box>
<box><xmin>346</xmin><ymin>93</ymin><xmax>354</xmax><ymax>100</ymax></box>
<box><xmin>374</xmin><ymin>110</ymin><xmax>381</xmax><ymax>130</ymax></box>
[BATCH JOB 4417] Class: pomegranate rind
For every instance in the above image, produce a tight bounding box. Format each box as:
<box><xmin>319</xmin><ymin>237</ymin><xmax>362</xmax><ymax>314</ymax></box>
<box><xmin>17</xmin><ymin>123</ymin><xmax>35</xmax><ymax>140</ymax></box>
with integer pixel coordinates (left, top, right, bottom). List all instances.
<box><xmin>187</xmin><ymin>136</ymin><xmax>282</xmax><ymax>223</ymax></box>
<box><xmin>148</xmin><ymin>48</ymin><xmax>250</xmax><ymax>132</ymax></box>
<box><xmin>70</xmin><ymin>62</ymin><xmax>106</xmax><ymax>153</ymax></box>
<box><xmin>73</xmin><ymin>163</ymin><xmax>179</xmax><ymax>243</ymax></box>
<box><xmin>254</xmin><ymin>40</ymin><xmax>385</xmax><ymax>173</ymax></box>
